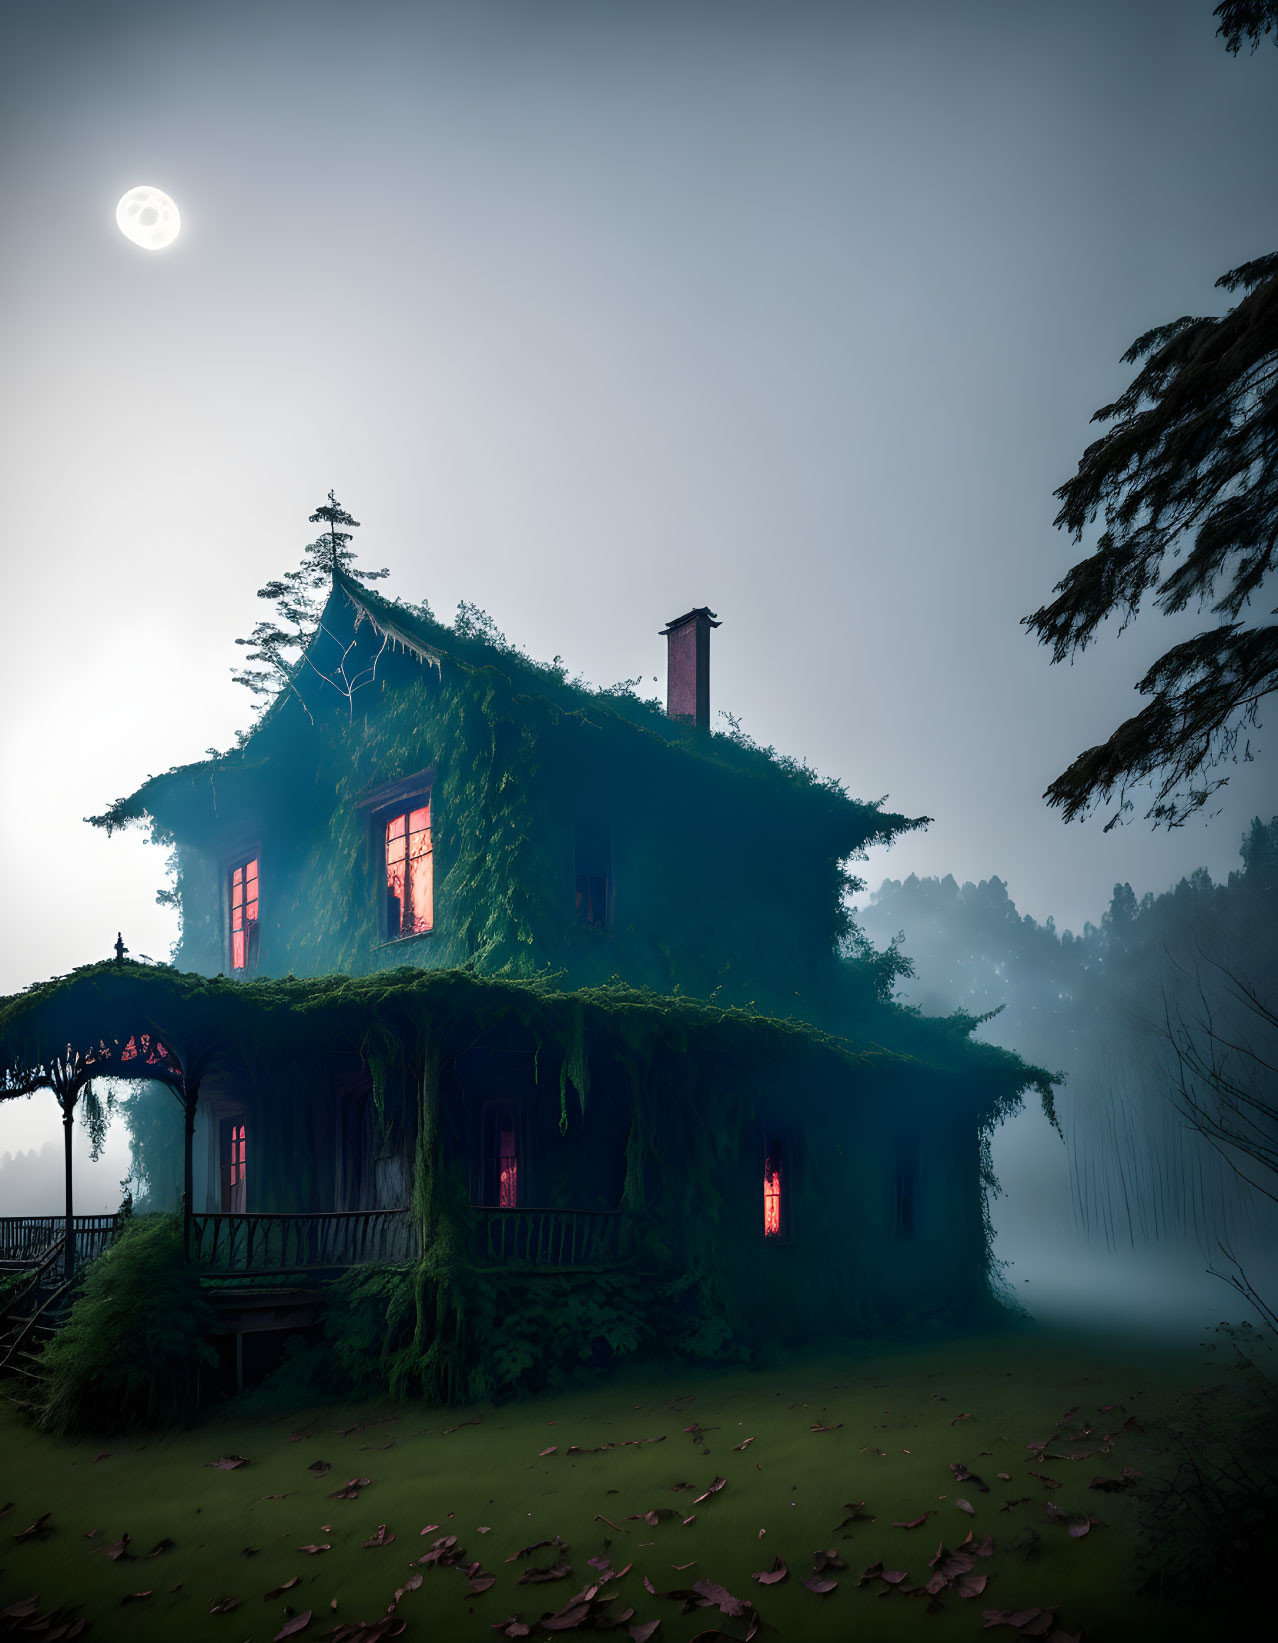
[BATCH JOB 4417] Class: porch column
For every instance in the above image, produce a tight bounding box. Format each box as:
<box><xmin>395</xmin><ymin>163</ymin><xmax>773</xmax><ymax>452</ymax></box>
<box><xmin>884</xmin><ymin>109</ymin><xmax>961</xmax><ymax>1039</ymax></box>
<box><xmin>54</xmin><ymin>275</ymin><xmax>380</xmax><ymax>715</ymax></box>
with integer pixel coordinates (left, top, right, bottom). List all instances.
<box><xmin>182</xmin><ymin>1079</ymin><xmax>200</xmax><ymax>1262</ymax></box>
<box><xmin>61</xmin><ymin>1094</ymin><xmax>75</xmax><ymax>1283</ymax></box>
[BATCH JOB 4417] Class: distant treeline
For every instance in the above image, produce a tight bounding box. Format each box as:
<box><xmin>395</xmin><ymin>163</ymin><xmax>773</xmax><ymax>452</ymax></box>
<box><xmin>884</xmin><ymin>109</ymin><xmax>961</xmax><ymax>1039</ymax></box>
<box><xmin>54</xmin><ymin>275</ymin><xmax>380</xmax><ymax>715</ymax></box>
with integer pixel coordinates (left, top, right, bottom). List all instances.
<box><xmin>857</xmin><ymin>818</ymin><xmax>1278</xmax><ymax>1256</ymax></box>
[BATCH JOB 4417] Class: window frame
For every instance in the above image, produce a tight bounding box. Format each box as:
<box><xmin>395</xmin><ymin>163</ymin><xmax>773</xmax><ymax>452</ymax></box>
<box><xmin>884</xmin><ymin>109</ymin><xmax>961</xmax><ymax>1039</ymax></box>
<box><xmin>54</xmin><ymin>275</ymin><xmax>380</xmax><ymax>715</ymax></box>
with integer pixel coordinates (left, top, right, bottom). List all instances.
<box><xmin>573</xmin><ymin>819</ymin><xmax>614</xmax><ymax>932</ymax></box>
<box><xmin>478</xmin><ymin>1098</ymin><xmax>523</xmax><ymax>1210</ymax></box>
<box><xmin>358</xmin><ymin>769</ymin><xmax>435</xmax><ymax>948</ymax></box>
<box><xmin>226</xmin><ymin>847</ymin><xmax>262</xmax><ymax>974</ymax></box>
<box><xmin>763</xmin><ymin>1138</ymin><xmax>787</xmax><ymax>1241</ymax></box>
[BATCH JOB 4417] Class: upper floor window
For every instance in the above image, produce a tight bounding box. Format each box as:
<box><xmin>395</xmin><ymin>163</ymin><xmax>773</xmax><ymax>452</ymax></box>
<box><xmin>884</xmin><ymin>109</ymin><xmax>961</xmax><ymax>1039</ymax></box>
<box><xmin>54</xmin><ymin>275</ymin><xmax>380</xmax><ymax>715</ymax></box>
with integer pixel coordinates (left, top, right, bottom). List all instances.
<box><xmin>386</xmin><ymin>802</ymin><xmax>433</xmax><ymax>939</ymax></box>
<box><xmin>574</xmin><ymin>821</ymin><xmax>612</xmax><ymax>930</ymax></box>
<box><xmin>230</xmin><ymin>856</ymin><xmax>259</xmax><ymax>972</ymax></box>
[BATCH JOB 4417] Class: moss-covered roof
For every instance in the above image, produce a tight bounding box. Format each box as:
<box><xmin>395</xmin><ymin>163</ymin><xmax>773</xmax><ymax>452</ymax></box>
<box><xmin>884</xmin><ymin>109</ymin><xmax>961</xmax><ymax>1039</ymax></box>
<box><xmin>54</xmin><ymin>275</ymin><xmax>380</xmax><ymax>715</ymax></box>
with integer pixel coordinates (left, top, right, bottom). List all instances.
<box><xmin>92</xmin><ymin>573</ymin><xmax>926</xmax><ymax>858</ymax></box>
<box><xmin>0</xmin><ymin>961</ymin><xmax>1056</xmax><ymax>1136</ymax></box>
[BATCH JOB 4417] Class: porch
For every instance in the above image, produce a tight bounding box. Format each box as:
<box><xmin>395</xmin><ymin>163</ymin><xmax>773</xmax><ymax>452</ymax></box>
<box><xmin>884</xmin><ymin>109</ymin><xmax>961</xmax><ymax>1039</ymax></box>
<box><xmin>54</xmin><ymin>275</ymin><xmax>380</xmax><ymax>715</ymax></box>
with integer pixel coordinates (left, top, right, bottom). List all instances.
<box><xmin>1</xmin><ymin>1206</ymin><xmax>635</xmax><ymax>1284</ymax></box>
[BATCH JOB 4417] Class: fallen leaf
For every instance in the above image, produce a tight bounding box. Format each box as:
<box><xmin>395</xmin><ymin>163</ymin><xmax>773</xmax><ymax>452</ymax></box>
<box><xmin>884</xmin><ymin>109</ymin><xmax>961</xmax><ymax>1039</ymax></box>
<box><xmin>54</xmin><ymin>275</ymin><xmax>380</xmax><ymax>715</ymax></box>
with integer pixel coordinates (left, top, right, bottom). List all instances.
<box><xmin>274</xmin><ymin>1614</ymin><xmax>313</xmax><ymax>1640</ymax></box>
<box><xmin>517</xmin><ymin>1562</ymin><xmax>573</xmax><ymax>1585</ymax></box>
<box><xmin>0</xmin><ymin>1600</ymin><xmax>38</xmax><ymax>1620</ymax></box>
<box><xmin>1067</xmin><ymin>1517</ymin><xmax>1092</xmax><ymax>1538</ymax></box>
<box><xmin>949</xmin><ymin>1413</ymin><xmax>973</xmax><ymax>1426</ymax></box>
<box><xmin>892</xmin><ymin>1514</ymin><xmax>930</xmax><ymax>1529</ymax></box>
<box><xmin>752</xmin><ymin>1556</ymin><xmax>788</xmax><ymax>1585</ymax></box>
<box><xmin>507</xmin><ymin>1538</ymin><xmax>560</xmax><ymax>1562</ymax></box>
<box><xmin>265</xmin><ymin>1578</ymin><xmax>301</xmax><ymax>1600</ymax></box>
<box><xmin>809</xmin><ymin>1422</ymin><xmax>843</xmax><ymax>1433</ymax></box>
<box><xmin>307</xmin><ymin>1461</ymin><xmax>332</xmax><ymax>1476</ymax></box>
<box><xmin>802</xmin><ymin>1576</ymin><xmax>837</xmax><ymax>1594</ymax></box>
<box><xmin>14</xmin><ymin>1513</ymin><xmax>52</xmax><ymax>1543</ymax></box>
<box><xmin>539</xmin><ymin>1446</ymin><xmax>558</xmax><ymax>1457</ymax></box>
<box><xmin>955</xmin><ymin>1572</ymin><xmax>988</xmax><ymax>1597</ymax></box>
<box><xmin>106</xmin><ymin>1534</ymin><xmax>131</xmax><ymax>1560</ymax></box>
<box><xmin>881</xmin><ymin>1570</ymin><xmax>908</xmax><ymax>1585</ymax></box>
<box><xmin>120</xmin><ymin>1592</ymin><xmax>152</xmax><ymax>1604</ymax></box>
<box><xmin>206</xmin><ymin>1456</ymin><xmax>249</xmax><ymax>1470</ymax></box>
<box><xmin>298</xmin><ymin>1544</ymin><xmax>332</xmax><ymax>1555</ymax></box>
<box><xmin>146</xmin><ymin>1538</ymin><xmax>175</xmax><ymax>1557</ymax></box>
<box><xmin>443</xmin><ymin>1418</ymin><xmax>483</xmax><ymax>1434</ymax></box>
<box><xmin>733</xmin><ymin>1437</ymin><xmax>755</xmax><ymax>1451</ymax></box>
<box><xmin>956</xmin><ymin>1500</ymin><xmax>976</xmax><ymax>1516</ymax></box>
<box><xmin>690</xmin><ymin>1579</ymin><xmax>750</xmax><ymax>1617</ymax></box>
<box><xmin>691</xmin><ymin>1476</ymin><xmax>726</xmax><ymax>1505</ymax></box>
<box><xmin>812</xmin><ymin>1549</ymin><xmax>847</xmax><ymax>1573</ymax></box>
<box><xmin>328</xmin><ymin>1478</ymin><xmax>372</xmax><ymax>1500</ymax></box>
<box><xmin>363</xmin><ymin>1524</ymin><xmax>396</xmax><ymax>1547</ymax></box>
<box><xmin>627</xmin><ymin>1623</ymin><xmax>661</xmax><ymax>1642</ymax></box>
<box><xmin>981</xmin><ymin>1605</ymin><xmax>1058</xmax><ymax>1631</ymax></box>
<box><xmin>208</xmin><ymin>1596</ymin><xmax>241</xmax><ymax>1614</ymax></box>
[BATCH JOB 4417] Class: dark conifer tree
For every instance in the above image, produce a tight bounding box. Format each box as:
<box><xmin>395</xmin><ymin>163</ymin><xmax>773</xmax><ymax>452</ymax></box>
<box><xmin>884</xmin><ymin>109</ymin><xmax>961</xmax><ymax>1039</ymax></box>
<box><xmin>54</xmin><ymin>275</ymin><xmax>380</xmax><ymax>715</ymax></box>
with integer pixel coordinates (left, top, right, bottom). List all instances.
<box><xmin>233</xmin><ymin>491</ymin><xmax>388</xmax><ymax>700</ymax></box>
<box><xmin>1024</xmin><ymin>252</ymin><xmax>1278</xmax><ymax>827</ymax></box>
<box><xmin>1214</xmin><ymin>0</ymin><xmax>1278</xmax><ymax>52</ymax></box>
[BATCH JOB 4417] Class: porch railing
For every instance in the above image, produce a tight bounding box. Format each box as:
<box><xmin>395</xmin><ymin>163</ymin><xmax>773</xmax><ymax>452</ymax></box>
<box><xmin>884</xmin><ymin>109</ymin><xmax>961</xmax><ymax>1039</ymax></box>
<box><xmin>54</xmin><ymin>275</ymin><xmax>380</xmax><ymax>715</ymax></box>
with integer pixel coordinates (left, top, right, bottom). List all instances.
<box><xmin>0</xmin><ymin>1215</ymin><xmax>120</xmax><ymax>1270</ymax></box>
<box><xmin>189</xmin><ymin>1209</ymin><xmax>420</xmax><ymax>1276</ymax></box>
<box><xmin>475</xmin><ymin>1207</ymin><xmax>631</xmax><ymax>1269</ymax></box>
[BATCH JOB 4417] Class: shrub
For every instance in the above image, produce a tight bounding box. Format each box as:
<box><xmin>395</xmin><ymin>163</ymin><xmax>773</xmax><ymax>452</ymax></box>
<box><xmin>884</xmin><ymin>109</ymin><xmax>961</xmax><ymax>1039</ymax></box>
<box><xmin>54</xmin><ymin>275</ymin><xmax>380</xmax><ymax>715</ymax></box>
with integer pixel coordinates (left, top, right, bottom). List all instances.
<box><xmin>38</xmin><ymin>1215</ymin><xmax>218</xmax><ymax>1436</ymax></box>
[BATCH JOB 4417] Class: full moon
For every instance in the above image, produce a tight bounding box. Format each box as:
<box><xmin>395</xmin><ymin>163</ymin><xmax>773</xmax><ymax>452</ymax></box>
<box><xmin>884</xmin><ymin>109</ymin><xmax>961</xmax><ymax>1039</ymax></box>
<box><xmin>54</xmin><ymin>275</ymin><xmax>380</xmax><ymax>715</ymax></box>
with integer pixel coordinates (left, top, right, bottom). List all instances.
<box><xmin>115</xmin><ymin>185</ymin><xmax>181</xmax><ymax>250</ymax></box>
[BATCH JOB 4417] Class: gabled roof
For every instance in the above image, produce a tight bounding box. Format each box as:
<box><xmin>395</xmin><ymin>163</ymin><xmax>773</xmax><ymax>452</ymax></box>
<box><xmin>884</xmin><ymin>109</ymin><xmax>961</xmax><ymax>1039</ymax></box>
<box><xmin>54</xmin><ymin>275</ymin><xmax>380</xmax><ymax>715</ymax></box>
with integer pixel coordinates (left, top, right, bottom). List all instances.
<box><xmin>93</xmin><ymin>572</ymin><xmax>926</xmax><ymax>857</ymax></box>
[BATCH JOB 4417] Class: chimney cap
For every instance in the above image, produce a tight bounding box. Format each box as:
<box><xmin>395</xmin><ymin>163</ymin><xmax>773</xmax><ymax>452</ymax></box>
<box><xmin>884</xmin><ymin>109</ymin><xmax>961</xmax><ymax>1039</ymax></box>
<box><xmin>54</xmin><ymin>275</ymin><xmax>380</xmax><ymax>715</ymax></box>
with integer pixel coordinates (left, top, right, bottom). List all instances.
<box><xmin>659</xmin><ymin>607</ymin><xmax>720</xmax><ymax>636</ymax></box>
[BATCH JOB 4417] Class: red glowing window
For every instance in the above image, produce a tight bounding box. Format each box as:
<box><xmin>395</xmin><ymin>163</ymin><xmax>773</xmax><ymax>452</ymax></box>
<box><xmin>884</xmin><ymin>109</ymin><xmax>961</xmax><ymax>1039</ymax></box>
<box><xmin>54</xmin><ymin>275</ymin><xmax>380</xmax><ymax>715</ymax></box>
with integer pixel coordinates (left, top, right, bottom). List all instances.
<box><xmin>230</xmin><ymin>857</ymin><xmax>260</xmax><ymax>971</ymax></box>
<box><xmin>498</xmin><ymin>1121</ymin><xmax>518</xmax><ymax>1209</ymax></box>
<box><xmin>221</xmin><ymin>1119</ymin><xmax>247</xmax><ymax>1213</ymax></box>
<box><xmin>763</xmin><ymin>1152</ymin><xmax>782</xmax><ymax>1238</ymax></box>
<box><xmin>482</xmin><ymin>1102</ymin><xmax>520</xmax><ymax>1209</ymax></box>
<box><xmin>229</xmin><ymin>1123</ymin><xmax>247</xmax><ymax>1186</ymax></box>
<box><xmin>386</xmin><ymin>804</ymin><xmax>433</xmax><ymax>938</ymax></box>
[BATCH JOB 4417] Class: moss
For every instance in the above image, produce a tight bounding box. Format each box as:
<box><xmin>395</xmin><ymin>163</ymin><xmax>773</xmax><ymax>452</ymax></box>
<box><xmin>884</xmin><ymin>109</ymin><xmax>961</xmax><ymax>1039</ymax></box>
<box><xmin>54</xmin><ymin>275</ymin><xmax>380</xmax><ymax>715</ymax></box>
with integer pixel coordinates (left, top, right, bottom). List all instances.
<box><xmin>35</xmin><ymin>1215</ymin><xmax>218</xmax><ymax>1437</ymax></box>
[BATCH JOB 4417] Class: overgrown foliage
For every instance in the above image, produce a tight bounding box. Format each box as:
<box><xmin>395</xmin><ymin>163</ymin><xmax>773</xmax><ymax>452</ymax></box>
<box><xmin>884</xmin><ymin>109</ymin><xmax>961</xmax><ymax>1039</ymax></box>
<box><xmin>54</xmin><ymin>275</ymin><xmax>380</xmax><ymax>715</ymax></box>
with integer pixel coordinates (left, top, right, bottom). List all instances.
<box><xmin>1215</xmin><ymin>0</ymin><xmax>1278</xmax><ymax>52</ymax></box>
<box><xmin>36</xmin><ymin>1216</ymin><xmax>218</xmax><ymax>1437</ymax></box>
<box><xmin>1134</xmin><ymin>1324</ymin><xmax>1278</xmax><ymax>1610</ymax></box>
<box><xmin>1025</xmin><ymin>253</ymin><xmax>1278</xmax><ymax>826</ymax></box>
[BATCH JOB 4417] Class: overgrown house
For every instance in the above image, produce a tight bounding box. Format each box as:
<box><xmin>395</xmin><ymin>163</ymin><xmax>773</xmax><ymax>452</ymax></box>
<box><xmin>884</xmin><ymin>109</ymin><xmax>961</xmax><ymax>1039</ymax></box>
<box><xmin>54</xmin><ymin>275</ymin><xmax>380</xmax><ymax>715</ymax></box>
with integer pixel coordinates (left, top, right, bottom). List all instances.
<box><xmin>0</xmin><ymin>564</ymin><xmax>1051</xmax><ymax>1398</ymax></box>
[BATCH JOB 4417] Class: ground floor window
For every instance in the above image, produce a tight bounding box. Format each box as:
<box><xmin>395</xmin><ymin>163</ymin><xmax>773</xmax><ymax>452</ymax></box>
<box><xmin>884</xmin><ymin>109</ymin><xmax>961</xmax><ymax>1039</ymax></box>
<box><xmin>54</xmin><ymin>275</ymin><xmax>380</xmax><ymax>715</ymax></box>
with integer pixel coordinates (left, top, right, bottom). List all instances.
<box><xmin>482</xmin><ymin>1102</ymin><xmax>520</xmax><ymax>1208</ymax></box>
<box><xmin>895</xmin><ymin>1134</ymin><xmax>918</xmax><ymax>1237</ymax></box>
<box><xmin>220</xmin><ymin>1118</ymin><xmax>247</xmax><ymax>1213</ymax></box>
<box><xmin>764</xmin><ymin>1146</ymin><xmax>783</xmax><ymax>1237</ymax></box>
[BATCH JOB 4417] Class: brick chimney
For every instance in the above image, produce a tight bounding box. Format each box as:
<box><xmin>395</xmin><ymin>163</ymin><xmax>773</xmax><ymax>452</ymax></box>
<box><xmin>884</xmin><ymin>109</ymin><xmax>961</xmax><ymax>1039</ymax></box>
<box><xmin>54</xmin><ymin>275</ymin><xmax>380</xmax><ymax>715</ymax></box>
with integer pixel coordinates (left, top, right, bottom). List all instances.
<box><xmin>660</xmin><ymin>607</ymin><xmax>720</xmax><ymax>729</ymax></box>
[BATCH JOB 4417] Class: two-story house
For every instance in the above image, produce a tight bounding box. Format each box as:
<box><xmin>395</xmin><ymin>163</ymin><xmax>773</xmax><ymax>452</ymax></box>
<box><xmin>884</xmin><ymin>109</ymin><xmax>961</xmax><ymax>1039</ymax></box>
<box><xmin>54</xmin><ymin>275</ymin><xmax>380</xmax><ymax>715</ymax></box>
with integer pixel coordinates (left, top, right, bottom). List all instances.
<box><xmin>1</xmin><ymin>565</ymin><xmax>1051</xmax><ymax>1397</ymax></box>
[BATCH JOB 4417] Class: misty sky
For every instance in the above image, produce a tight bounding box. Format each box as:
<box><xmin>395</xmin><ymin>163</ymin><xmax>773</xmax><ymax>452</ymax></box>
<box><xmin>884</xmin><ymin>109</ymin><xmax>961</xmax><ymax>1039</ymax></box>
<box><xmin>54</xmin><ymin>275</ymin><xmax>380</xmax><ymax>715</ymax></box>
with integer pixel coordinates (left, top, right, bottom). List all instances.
<box><xmin>1</xmin><ymin>0</ymin><xmax>1276</xmax><ymax>1304</ymax></box>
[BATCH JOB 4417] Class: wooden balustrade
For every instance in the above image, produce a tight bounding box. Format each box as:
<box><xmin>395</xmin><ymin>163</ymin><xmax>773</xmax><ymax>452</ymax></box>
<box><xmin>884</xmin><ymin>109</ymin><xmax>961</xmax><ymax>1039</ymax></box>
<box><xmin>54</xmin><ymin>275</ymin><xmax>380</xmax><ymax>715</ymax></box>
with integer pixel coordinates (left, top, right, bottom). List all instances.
<box><xmin>189</xmin><ymin>1209</ymin><xmax>420</xmax><ymax>1275</ymax></box>
<box><xmin>0</xmin><ymin>1215</ymin><xmax>119</xmax><ymax>1269</ymax></box>
<box><xmin>475</xmin><ymin>1207</ymin><xmax>630</xmax><ymax>1269</ymax></box>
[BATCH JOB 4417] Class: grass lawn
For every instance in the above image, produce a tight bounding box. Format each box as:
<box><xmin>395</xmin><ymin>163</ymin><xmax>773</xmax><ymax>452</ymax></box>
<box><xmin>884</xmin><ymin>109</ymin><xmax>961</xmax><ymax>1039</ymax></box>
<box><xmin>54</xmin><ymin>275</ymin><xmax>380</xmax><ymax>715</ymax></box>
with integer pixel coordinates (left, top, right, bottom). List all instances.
<box><xmin>0</xmin><ymin>1322</ymin><xmax>1267</xmax><ymax>1642</ymax></box>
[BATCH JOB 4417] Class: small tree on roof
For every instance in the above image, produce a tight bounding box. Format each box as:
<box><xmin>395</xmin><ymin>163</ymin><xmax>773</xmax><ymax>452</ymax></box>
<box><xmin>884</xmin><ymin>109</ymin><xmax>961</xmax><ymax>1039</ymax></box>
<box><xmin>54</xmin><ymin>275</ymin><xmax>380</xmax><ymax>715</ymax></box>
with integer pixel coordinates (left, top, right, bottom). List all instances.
<box><xmin>233</xmin><ymin>491</ymin><xmax>389</xmax><ymax>702</ymax></box>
